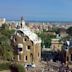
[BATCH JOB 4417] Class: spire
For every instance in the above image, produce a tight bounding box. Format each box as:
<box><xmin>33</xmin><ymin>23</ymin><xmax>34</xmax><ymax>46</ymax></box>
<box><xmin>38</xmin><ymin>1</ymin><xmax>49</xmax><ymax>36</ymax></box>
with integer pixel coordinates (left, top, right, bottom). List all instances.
<box><xmin>21</xmin><ymin>16</ymin><xmax>24</xmax><ymax>22</ymax></box>
<box><xmin>20</xmin><ymin>16</ymin><xmax>25</xmax><ymax>28</ymax></box>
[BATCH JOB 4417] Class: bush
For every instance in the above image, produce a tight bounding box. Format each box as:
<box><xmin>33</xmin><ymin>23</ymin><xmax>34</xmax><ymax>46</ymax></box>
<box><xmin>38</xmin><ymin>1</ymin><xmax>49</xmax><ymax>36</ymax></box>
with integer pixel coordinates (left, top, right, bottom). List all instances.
<box><xmin>10</xmin><ymin>64</ymin><xmax>25</xmax><ymax>72</ymax></box>
<box><xmin>0</xmin><ymin>63</ymin><xmax>10</xmax><ymax>71</ymax></box>
<box><xmin>0</xmin><ymin>63</ymin><xmax>25</xmax><ymax>72</ymax></box>
<box><xmin>17</xmin><ymin>64</ymin><xmax>25</xmax><ymax>72</ymax></box>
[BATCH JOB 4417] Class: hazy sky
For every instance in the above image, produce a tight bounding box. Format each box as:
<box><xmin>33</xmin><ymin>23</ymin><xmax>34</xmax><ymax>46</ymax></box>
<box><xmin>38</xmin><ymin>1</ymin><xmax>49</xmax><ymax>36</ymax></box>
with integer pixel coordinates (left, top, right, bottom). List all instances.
<box><xmin>0</xmin><ymin>0</ymin><xmax>72</xmax><ymax>21</ymax></box>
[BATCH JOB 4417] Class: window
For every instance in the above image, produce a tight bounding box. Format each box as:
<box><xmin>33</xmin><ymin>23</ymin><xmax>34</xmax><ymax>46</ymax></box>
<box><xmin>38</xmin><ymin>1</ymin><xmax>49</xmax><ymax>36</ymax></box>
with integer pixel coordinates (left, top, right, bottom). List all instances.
<box><xmin>28</xmin><ymin>46</ymin><xmax>31</xmax><ymax>49</ymax></box>
<box><xmin>26</xmin><ymin>56</ymin><xmax>27</xmax><ymax>60</ymax></box>
<box><xmin>25</xmin><ymin>36</ymin><xmax>29</xmax><ymax>41</ymax></box>
<box><xmin>18</xmin><ymin>48</ymin><xmax>22</xmax><ymax>51</ymax></box>
<box><xmin>25</xmin><ymin>38</ymin><xmax>26</xmax><ymax>41</ymax></box>
<box><xmin>15</xmin><ymin>38</ymin><xmax>17</xmax><ymax>41</ymax></box>
<box><xmin>38</xmin><ymin>52</ymin><xmax>39</xmax><ymax>57</ymax></box>
<box><xmin>21</xmin><ymin>23</ymin><xmax>22</xmax><ymax>28</ymax></box>
<box><xmin>30</xmin><ymin>53</ymin><xmax>33</xmax><ymax>62</ymax></box>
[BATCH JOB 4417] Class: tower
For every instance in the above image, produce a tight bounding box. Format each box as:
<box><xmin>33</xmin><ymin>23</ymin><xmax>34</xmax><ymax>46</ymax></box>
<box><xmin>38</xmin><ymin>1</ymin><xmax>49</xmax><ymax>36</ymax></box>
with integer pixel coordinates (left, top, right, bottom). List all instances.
<box><xmin>20</xmin><ymin>16</ymin><xmax>25</xmax><ymax>28</ymax></box>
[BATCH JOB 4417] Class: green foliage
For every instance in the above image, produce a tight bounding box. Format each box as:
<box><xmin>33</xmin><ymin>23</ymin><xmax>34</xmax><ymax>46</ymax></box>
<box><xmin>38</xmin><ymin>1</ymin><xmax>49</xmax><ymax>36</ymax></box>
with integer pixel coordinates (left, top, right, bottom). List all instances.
<box><xmin>0</xmin><ymin>63</ymin><xmax>10</xmax><ymax>71</ymax></box>
<box><xmin>0</xmin><ymin>29</ymin><xmax>15</xmax><ymax>38</ymax></box>
<box><xmin>17</xmin><ymin>64</ymin><xmax>25</xmax><ymax>72</ymax></box>
<box><xmin>0</xmin><ymin>24</ymin><xmax>15</xmax><ymax>61</ymax></box>
<box><xmin>66</xmin><ymin>26</ymin><xmax>72</xmax><ymax>36</ymax></box>
<box><xmin>0</xmin><ymin>63</ymin><xmax>25</xmax><ymax>72</ymax></box>
<box><xmin>36</xmin><ymin>31</ymin><xmax>56</xmax><ymax>48</ymax></box>
<box><xmin>44</xmin><ymin>35</ymin><xmax>51</xmax><ymax>48</ymax></box>
<box><xmin>0</xmin><ymin>35</ymin><xmax>14</xmax><ymax>60</ymax></box>
<box><xmin>54</xmin><ymin>28</ymin><xmax>60</xmax><ymax>34</ymax></box>
<box><xmin>10</xmin><ymin>64</ymin><xmax>25</xmax><ymax>72</ymax></box>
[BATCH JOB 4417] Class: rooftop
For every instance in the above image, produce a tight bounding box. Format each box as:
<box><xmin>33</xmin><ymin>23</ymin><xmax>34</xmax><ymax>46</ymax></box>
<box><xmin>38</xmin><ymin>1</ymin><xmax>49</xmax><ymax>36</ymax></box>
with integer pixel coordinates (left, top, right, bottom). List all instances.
<box><xmin>16</xmin><ymin>25</ymin><xmax>41</xmax><ymax>44</ymax></box>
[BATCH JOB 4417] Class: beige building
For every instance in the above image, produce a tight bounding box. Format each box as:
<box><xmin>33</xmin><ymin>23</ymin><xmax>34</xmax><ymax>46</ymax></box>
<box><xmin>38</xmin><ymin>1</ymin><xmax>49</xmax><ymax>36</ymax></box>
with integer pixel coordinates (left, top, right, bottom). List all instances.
<box><xmin>0</xmin><ymin>18</ymin><xmax>6</xmax><ymax>27</ymax></box>
<box><xmin>51</xmin><ymin>38</ymin><xmax>62</xmax><ymax>51</ymax></box>
<box><xmin>11</xmin><ymin>18</ymin><xmax>41</xmax><ymax>65</ymax></box>
<box><xmin>59</xmin><ymin>28</ymin><xmax>68</xmax><ymax>37</ymax></box>
<box><xmin>67</xmin><ymin>48</ymin><xmax>72</xmax><ymax>63</ymax></box>
<box><xmin>63</xmin><ymin>41</ymin><xmax>72</xmax><ymax>63</ymax></box>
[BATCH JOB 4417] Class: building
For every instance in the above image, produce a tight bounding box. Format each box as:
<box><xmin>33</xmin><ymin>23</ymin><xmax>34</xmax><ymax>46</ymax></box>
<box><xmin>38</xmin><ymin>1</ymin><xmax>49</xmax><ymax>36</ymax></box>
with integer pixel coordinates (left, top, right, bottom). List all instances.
<box><xmin>59</xmin><ymin>28</ymin><xmax>68</xmax><ymax>37</ymax></box>
<box><xmin>0</xmin><ymin>18</ymin><xmax>6</xmax><ymax>27</ymax></box>
<box><xmin>51</xmin><ymin>38</ymin><xmax>62</xmax><ymax>51</ymax></box>
<box><xmin>11</xmin><ymin>17</ymin><xmax>41</xmax><ymax>65</ymax></box>
<box><xmin>63</xmin><ymin>40</ymin><xmax>72</xmax><ymax>63</ymax></box>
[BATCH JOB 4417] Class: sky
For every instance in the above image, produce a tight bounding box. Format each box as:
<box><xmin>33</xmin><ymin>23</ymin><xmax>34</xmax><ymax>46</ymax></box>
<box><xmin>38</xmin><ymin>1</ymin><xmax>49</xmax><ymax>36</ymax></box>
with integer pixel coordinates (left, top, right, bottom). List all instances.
<box><xmin>0</xmin><ymin>0</ymin><xmax>72</xmax><ymax>21</ymax></box>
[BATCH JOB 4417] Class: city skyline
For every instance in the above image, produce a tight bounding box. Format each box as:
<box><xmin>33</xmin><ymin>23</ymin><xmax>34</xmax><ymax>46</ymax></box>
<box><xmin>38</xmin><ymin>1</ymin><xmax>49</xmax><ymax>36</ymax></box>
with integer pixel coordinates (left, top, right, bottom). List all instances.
<box><xmin>0</xmin><ymin>0</ymin><xmax>72</xmax><ymax>21</ymax></box>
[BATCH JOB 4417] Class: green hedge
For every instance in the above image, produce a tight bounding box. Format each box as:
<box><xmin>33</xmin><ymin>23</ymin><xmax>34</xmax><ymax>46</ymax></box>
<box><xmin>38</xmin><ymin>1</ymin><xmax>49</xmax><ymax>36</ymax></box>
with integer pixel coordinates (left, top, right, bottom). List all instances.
<box><xmin>17</xmin><ymin>64</ymin><xmax>25</xmax><ymax>72</ymax></box>
<box><xmin>0</xmin><ymin>63</ymin><xmax>10</xmax><ymax>71</ymax></box>
<box><xmin>0</xmin><ymin>63</ymin><xmax>25</xmax><ymax>72</ymax></box>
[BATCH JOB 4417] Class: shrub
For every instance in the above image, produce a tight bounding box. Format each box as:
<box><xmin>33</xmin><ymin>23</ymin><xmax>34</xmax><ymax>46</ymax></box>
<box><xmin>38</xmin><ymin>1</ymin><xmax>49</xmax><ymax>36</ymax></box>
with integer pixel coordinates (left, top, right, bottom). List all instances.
<box><xmin>10</xmin><ymin>64</ymin><xmax>25</xmax><ymax>72</ymax></box>
<box><xmin>17</xmin><ymin>64</ymin><xmax>25</xmax><ymax>72</ymax></box>
<box><xmin>0</xmin><ymin>63</ymin><xmax>10</xmax><ymax>71</ymax></box>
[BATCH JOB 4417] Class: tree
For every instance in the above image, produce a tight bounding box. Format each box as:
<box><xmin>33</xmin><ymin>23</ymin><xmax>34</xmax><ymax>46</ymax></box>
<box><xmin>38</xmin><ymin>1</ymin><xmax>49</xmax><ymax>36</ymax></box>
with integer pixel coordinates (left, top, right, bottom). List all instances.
<box><xmin>0</xmin><ymin>25</ymin><xmax>15</xmax><ymax>61</ymax></box>
<box><xmin>36</xmin><ymin>31</ymin><xmax>56</xmax><ymax>48</ymax></box>
<box><xmin>0</xmin><ymin>35</ymin><xmax>13</xmax><ymax>60</ymax></box>
<box><xmin>0</xmin><ymin>29</ymin><xmax>15</xmax><ymax>38</ymax></box>
<box><xmin>44</xmin><ymin>35</ymin><xmax>51</xmax><ymax>48</ymax></box>
<box><xmin>66</xmin><ymin>27</ymin><xmax>72</xmax><ymax>36</ymax></box>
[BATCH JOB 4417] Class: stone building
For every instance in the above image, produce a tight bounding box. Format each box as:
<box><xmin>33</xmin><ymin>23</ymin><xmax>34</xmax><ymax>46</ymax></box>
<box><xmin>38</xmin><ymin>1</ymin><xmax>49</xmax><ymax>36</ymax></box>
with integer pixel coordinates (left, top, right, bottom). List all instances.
<box><xmin>58</xmin><ymin>28</ymin><xmax>68</xmax><ymax>37</ymax></box>
<box><xmin>51</xmin><ymin>38</ymin><xmax>62</xmax><ymax>51</ymax></box>
<box><xmin>11</xmin><ymin>17</ymin><xmax>41</xmax><ymax>65</ymax></box>
<box><xmin>63</xmin><ymin>40</ymin><xmax>72</xmax><ymax>63</ymax></box>
<box><xmin>0</xmin><ymin>18</ymin><xmax>6</xmax><ymax>27</ymax></box>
